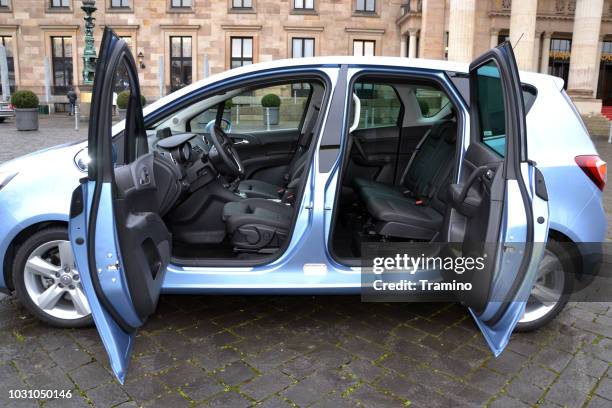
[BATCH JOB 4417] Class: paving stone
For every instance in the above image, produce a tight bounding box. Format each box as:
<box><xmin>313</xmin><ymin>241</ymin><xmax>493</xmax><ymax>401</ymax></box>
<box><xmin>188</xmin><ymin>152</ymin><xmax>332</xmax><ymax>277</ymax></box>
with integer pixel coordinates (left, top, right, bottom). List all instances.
<box><xmin>256</xmin><ymin>394</ymin><xmax>294</xmax><ymax>408</ymax></box>
<box><xmin>467</xmin><ymin>368</ymin><xmax>509</xmax><ymax>393</ymax></box>
<box><xmin>156</xmin><ymin>362</ymin><xmax>207</xmax><ymax>389</ymax></box>
<box><xmin>44</xmin><ymin>393</ymin><xmax>90</xmax><ymax>408</ymax></box>
<box><xmin>566</xmin><ymin>352</ymin><xmax>609</xmax><ymax>378</ymax></box>
<box><xmin>515</xmin><ymin>363</ymin><xmax>558</xmax><ymax>389</ymax></box>
<box><xmin>341</xmin><ymin>357</ymin><xmax>385</xmax><ymax>383</ymax></box>
<box><xmin>556</xmin><ymin>368</ymin><xmax>599</xmax><ymax>394</ymax></box>
<box><xmin>587</xmin><ymin>395</ymin><xmax>612</xmax><ymax>408</ymax></box>
<box><xmin>489</xmin><ymin>395</ymin><xmax>531</xmax><ymax>408</ymax></box>
<box><xmin>486</xmin><ymin>350</ymin><xmax>529</xmax><ymax>375</ymax></box>
<box><xmin>49</xmin><ymin>344</ymin><xmax>92</xmax><ymax>371</ymax></box>
<box><xmin>534</xmin><ymin>348</ymin><xmax>574</xmax><ymax>373</ymax></box>
<box><xmin>213</xmin><ymin>360</ymin><xmax>257</xmax><ymax>386</ymax></box>
<box><xmin>205</xmin><ymin>390</ymin><xmax>252</xmax><ymax>407</ymax></box>
<box><xmin>348</xmin><ymin>383</ymin><xmax>404</xmax><ymax>408</ymax></box>
<box><xmin>310</xmin><ymin>392</ymin><xmax>356</xmax><ymax>408</ymax></box>
<box><xmin>25</xmin><ymin>365</ymin><xmax>74</xmax><ymax>391</ymax></box>
<box><xmin>280</xmin><ymin>355</ymin><xmax>318</xmax><ymax>380</ymax></box>
<box><xmin>122</xmin><ymin>375</ymin><xmax>167</xmax><ymax>403</ymax></box>
<box><xmin>195</xmin><ymin>346</ymin><xmax>242</xmax><ymax>371</ymax></box>
<box><xmin>241</xmin><ymin>370</ymin><xmax>295</xmax><ymax>401</ymax></box>
<box><xmin>143</xmin><ymin>391</ymin><xmax>191</xmax><ymax>407</ymax></box>
<box><xmin>594</xmin><ymin>376</ymin><xmax>612</xmax><ymax>400</ymax></box>
<box><xmin>506</xmin><ymin>378</ymin><xmax>546</xmax><ymax>405</ymax></box>
<box><xmin>86</xmin><ymin>382</ymin><xmax>131</xmax><ymax>408</ymax></box>
<box><xmin>69</xmin><ymin>361</ymin><xmax>112</xmax><ymax>390</ymax></box>
<box><xmin>180</xmin><ymin>375</ymin><xmax>225</xmax><ymax>402</ymax></box>
<box><xmin>545</xmin><ymin>381</ymin><xmax>589</xmax><ymax>407</ymax></box>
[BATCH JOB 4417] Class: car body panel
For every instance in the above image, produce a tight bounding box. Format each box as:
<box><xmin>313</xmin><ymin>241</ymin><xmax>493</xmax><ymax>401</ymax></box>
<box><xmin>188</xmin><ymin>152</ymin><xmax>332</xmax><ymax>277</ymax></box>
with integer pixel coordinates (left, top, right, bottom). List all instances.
<box><xmin>0</xmin><ymin>56</ymin><xmax>606</xmax><ymax>294</ymax></box>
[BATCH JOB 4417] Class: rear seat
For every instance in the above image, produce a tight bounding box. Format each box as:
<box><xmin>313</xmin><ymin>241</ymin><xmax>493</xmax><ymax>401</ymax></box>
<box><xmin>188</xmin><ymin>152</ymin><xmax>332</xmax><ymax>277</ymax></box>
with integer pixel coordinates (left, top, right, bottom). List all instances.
<box><xmin>356</xmin><ymin>120</ymin><xmax>457</xmax><ymax>240</ymax></box>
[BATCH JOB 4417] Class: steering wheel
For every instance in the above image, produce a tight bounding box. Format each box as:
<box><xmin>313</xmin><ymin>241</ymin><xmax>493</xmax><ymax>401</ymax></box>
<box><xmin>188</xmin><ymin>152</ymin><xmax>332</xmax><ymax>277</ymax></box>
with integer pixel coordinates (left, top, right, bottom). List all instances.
<box><xmin>209</xmin><ymin>125</ymin><xmax>244</xmax><ymax>178</ymax></box>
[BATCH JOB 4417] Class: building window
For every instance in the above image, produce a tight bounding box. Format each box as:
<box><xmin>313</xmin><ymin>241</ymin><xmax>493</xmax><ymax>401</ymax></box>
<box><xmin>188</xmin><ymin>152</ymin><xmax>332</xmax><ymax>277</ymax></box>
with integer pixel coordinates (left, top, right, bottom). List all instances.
<box><xmin>355</xmin><ymin>0</ymin><xmax>375</xmax><ymax>12</ymax></box>
<box><xmin>170</xmin><ymin>36</ymin><xmax>192</xmax><ymax>92</ymax></box>
<box><xmin>0</xmin><ymin>36</ymin><xmax>15</xmax><ymax>93</ymax></box>
<box><xmin>51</xmin><ymin>36</ymin><xmax>73</xmax><ymax>95</ymax></box>
<box><xmin>0</xmin><ymin>0</ymin><xmax>10</xmax><ymax>9</ymax></box>
<box><xmin>171</xmin><ymin>0</ymin><xmax>191</xmax><ymax>8</ymax></box>
<box><xmin>292</xmin><ymin>38</ymin><xmax>314</xmax><ymax>58</ymax></box>
<box><xmin>292</xmin><ymin>38</ymin><xmax>314</xmax><ymax>96</ymax></box>
<box><xmin>232</xmin><ymin>0</ymin><xmax>252</xmax><ymax>8</ymax></box>
<box><xmin>353</xmin><ymin>39</ymin><xmax>375</xmax><ymax>56</ymax></box>
<box><xmin>294</xmin><ymin>0</ymin><xmax>314</xmax><ymax>9</ymax></box>
<box><xmin>50</xmin><ymin>0</ymin><xmax>70</xmax><ymax>8</ymax></box>
<box><xmin>548</xmin><ymin>38</ymin><xmax>571</xmax><ymax>90</ymax></box>
<box><xmin>231</xmin><ymin>37</ymin><xmax>253</xmax><ymax>68</ymax></box>
<box><xmin>110</xmin><ymin>0</ymin><xmax>130</xmax><ymax>8</ymax></box>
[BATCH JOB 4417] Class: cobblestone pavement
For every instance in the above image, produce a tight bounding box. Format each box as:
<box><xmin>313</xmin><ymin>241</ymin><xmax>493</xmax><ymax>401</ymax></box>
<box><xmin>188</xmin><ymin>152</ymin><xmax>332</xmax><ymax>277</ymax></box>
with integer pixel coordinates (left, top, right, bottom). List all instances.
<box><xmin>0</xmin><ymin>116</ymin><xmax>87</xmax><ymax>164</ymax></box>
<box><xmin>0</xmin><ymin>116</ymin><xmax>611</xmax><ymax>407</ymax></box>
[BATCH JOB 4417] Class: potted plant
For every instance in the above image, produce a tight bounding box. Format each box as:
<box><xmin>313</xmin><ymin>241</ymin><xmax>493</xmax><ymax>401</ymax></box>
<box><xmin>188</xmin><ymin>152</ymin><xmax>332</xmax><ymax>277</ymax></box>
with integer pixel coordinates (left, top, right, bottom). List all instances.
<box><xmin>223</xmin><ymin>99</ymin><xmax>234</xmax><ymax>122</ymax></box>
<box><xmin>11</xmin><ymin>90</ymin><xmax>39</xmax><ymax>131</ymax></box>
<box><xmin>116</xmin><ymin>90</ymin><xmax>146</xmax><ymax>120</ymax></box>
<box><xmin>261</xmin><ymin>93</ymin><xmax>281</xmax><ymax>126</ymax></box>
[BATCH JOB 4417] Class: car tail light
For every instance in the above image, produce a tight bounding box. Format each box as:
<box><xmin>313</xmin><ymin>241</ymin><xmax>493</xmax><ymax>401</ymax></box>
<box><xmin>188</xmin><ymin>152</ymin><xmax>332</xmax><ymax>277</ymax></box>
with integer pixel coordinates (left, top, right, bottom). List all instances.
<box><xmin>575</xmin><ymin>155</ymin><xmax>607</xmax><ymax>191</ymax></box>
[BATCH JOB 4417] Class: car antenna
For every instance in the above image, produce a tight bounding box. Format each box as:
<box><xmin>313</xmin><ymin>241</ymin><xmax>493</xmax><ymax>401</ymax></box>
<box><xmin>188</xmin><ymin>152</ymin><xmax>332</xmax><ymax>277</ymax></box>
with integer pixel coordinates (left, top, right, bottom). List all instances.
<box><xmin>512</xmin><ymin>32</ymin><xmax>524</xmax><ymax>50</ymax></box>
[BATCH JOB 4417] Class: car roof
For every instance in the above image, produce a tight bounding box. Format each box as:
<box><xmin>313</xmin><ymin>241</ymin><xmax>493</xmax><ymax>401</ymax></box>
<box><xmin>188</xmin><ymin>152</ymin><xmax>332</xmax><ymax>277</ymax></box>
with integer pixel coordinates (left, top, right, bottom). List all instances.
<box><xmin>141</xmin><ymin>56</ymin><xmax>564</xmax><ymax>119</ymax></box>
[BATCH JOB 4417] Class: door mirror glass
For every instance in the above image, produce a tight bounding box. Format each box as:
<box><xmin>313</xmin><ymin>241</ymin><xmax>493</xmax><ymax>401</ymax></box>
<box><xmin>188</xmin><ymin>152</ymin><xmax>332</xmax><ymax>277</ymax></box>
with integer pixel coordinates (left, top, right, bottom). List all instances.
<box><xmin>475</xmin><ymin>61</ymin><xmax>506</xmax><ymax>156</ymax></box>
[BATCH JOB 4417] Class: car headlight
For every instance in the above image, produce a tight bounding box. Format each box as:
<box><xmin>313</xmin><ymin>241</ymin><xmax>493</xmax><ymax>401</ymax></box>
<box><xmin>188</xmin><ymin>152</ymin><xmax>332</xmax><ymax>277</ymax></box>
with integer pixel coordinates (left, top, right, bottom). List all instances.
<box><xmin>0</xmin><ymin>171</ymin><xmax>18</xmax><ymax>192</ymax></box>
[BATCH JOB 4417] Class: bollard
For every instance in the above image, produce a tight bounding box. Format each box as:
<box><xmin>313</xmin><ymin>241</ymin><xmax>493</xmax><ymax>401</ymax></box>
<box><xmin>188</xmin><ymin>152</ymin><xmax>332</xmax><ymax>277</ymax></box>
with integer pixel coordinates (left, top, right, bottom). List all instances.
<box><xmin>608</xmin><ymin>122</ymin><xmax>611</xmax><ymax>144</ymax></box>
<box><xmin>74</xmin><ymin>104</ymin><xmax>79</xmax><ymax>131</ymax></box>
<box><xmin>266</xmin><ymin>107</ymin><xmax>270</xmax><ymax>131</ymax></box>
<box><xmin>236</xmin><ymin>105</ymin><xmax>240</xmax><ymax>125</ymax></box>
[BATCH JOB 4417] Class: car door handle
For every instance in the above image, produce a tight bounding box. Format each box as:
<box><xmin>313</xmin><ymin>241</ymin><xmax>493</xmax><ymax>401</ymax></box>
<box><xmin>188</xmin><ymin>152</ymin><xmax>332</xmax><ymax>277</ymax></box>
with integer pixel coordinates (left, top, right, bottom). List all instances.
<box><xmin>233</xmin><ymin>140</ymin><xmax>249</xmax><ymax>145</ymax></box>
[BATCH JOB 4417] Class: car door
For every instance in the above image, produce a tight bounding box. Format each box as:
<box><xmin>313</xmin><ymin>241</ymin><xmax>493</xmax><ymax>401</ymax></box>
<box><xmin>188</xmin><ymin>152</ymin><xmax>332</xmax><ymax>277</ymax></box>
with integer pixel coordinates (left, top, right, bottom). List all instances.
<box><xmin>446</xmin><ymin>43</ymin><xmax>549</xmax><ymax>356</ymax></box>
<box><xmin>69</xmin><ymin>28</ymin><xmax>173</xmax><ymax>383</ymax></box>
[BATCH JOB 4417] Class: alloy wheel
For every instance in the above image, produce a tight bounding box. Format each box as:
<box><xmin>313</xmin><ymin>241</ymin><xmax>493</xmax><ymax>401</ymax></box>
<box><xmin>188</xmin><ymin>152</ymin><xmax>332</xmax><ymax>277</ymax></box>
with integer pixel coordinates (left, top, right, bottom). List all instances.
<box><xmin>519</xmin><ymin>248</ymin><xmax>565</xmax><ymax>324</ymax></box>
<box><xmin>22</xmin><ymin>240</ymin><xmax>91</xmax><ymax>320</ymax></box>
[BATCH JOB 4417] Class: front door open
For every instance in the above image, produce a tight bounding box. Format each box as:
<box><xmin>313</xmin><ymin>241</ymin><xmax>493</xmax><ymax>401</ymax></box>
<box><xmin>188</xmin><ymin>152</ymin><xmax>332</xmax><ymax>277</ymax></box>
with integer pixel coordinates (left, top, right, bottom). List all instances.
<box><xmin>69</xmin><ymin>28</ymin><xmax>172</xmax><ymax>383</ymax></box>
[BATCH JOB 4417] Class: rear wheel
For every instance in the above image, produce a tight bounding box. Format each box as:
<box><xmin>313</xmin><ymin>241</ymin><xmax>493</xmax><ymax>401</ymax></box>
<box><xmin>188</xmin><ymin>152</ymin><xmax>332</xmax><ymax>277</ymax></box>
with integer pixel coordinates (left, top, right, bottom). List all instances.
<box><xmin>516</xmin><ymin>240</ymin><xmax>573</xmax><ymax>332</ymax></box>
<box><xmin>13</xmin><ymin>227</ymin><xmax>93</xmax><ymax>328</ymax></box>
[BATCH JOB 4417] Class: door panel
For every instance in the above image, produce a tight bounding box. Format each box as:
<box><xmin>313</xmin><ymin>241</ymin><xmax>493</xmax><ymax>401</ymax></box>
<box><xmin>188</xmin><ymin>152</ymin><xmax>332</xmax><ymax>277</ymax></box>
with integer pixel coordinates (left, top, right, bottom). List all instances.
<box><xmin>230</xmin><ymin>128</ymin><xmax>301</xmax><ymax>183</ymax></box>
<box><xmin>69</xmin><ymin>27</ymin><xmax>171</xmax><ymax>383</ymax></box>
<box><xmin>447</xmin><ymin>43</ymin><xmax>549</xmax><ymax>356</ymax></box>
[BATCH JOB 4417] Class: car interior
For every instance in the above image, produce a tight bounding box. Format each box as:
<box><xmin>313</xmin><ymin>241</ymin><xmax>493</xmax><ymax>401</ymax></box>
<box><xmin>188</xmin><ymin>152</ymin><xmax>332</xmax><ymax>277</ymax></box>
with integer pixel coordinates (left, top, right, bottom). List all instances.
<box><xmin>121</xmin><ymin>78</ymin><xmax>328</xmax><ymax>263</ymax></box>
<box><xmin>330</xmin><ymin>76</ymin><xmax>460</xmax><ymax>262</ymax></box>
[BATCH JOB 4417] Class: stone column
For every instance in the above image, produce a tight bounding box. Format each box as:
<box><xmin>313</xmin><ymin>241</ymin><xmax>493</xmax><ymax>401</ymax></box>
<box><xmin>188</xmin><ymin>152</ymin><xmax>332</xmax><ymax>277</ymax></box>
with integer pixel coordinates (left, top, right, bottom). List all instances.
<box><xmin>419</xmin><ymin>0</ymin><xmax>446</xmax><ymax>59</ymax></box>
<box><xmin>540</xmin><ymin>32</ymin><xmax>552</xmax><ymax>74</ymax></box>
<box><xmin>533</xmin><ymin>32</ymin><xmax>542</xmax><ymax>72</ymax></box>
<box><xmin>509</xmin><ymin>0</ymin><xmax>538</xmax><ymax>71</ymax></box>
<box><xmin>567</xmin><ymin>0</ymin><xmax>604</xmax><ymax>114</ymax></box>
<box><xmin>408</xmin><ymin>31</ymin><xmax>418</xmax><ymax>58</ymax></box>
<box><xmin>400</xmin><ymin>34</ymin><xmax>407</xmax><ymax>57</ymax></box>
<box><xmin>447</xmin><ymin>0</ymin><xmax>477</xmax><ymax>62</ymax></box>
<box><xmin>490</xmin><ymin>29</ymin><xmax>499</xmax><ymax>49</ymax></box>
<box><xmin>592</xmin><ymin>35</ymin><xmax>604</xmax><ymax>98</ymax></box>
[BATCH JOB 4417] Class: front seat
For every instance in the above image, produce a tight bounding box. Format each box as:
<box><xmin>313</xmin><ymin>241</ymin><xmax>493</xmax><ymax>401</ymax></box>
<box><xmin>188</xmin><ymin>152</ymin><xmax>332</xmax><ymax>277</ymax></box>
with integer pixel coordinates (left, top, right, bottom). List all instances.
<box><xmin>237</xmin><ymin>104</ymin><xmax>319</xmax><ymax>199</ymax></box>
<box><xmin>222</xmin><ymin>199</ymin><xmax>292</xmax><ymax>252</ymax></box>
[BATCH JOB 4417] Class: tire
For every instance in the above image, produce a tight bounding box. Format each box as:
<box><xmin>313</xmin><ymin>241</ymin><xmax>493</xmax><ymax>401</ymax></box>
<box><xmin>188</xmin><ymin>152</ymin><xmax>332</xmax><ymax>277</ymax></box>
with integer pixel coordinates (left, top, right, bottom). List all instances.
<box><xmin>515</xmin><ymin>240</ymin><xmax>574</xmax><ymax>332</ymax></box>
<box><xmin>0</xmin><ymin>117</ymin><xmax>6</xmax><ymax>123</ymax></box>
<box><xmin>12</xmin><ymin>227</ymin><xmax>93</xmax><ymax>328</ymax></box>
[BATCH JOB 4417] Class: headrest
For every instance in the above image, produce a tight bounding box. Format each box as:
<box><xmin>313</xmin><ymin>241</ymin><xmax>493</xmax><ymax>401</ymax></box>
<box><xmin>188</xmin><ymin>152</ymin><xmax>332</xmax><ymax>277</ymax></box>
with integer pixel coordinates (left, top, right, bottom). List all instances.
<box><xmin>443</xmin><ymin>122</ymin><xmax>457</xmax><ymax>144</ymax></box>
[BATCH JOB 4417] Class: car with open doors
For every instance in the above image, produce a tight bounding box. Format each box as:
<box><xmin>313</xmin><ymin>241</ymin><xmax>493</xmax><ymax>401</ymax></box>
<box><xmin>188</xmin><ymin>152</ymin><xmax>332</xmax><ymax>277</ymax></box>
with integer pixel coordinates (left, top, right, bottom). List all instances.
<box><xmin>0</xmin><ymin>28</ymin><xmax>605</xmax><ymax>383</ymax></box>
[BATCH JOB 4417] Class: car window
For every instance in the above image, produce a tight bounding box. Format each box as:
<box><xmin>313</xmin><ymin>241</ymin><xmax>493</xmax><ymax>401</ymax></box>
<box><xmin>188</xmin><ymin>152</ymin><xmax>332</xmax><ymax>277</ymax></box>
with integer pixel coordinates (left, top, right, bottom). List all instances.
<box><xmin>354</xmin><ymin>82</ymin><xmax>401</xmax><ymax>129</ymax></box>
<box><xmin>474</xmin><ymin>61</ymin><xmax>506</xmax><ymax>157</ymax></box>
<box><xmin>189</xmin><ymin>83</ymin><xmax>311</xmax><ymax>134</ymax></box>
<box><xmin>449</xmin><ymin>74</ymin><xmax>537</xmax><ymax>113</ymax></box>
<box><xmin>415</xmin><ymin>87</ymin><xmax>449</xmax><ymax>117</ymax></box>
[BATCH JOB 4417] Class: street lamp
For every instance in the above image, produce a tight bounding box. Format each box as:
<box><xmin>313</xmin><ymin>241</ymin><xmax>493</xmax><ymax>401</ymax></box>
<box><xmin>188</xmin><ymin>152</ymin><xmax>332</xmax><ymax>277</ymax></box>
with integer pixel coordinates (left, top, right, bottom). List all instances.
<box><xmin>81</xmin><ymin>0</ymin><xmax>97</xmax><ymax>86</ymax></box>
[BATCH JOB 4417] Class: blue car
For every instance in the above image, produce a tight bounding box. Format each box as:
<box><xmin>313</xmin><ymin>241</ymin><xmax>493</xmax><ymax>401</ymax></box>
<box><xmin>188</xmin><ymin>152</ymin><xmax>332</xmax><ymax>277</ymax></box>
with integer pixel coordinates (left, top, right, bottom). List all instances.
<box><xmin>0</xmin><ymin>29</ymin><xmax>606</xmax><ymax>383</ymax></box>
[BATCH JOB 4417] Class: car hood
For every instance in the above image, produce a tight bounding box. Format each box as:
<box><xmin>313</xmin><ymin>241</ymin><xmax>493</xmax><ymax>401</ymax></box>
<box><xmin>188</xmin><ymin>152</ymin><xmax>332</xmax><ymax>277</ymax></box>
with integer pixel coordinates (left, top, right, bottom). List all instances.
<box><xmin>0</xmin><ymin>140</ymin><xmax>87</xmax><ymax>175</ymax></box>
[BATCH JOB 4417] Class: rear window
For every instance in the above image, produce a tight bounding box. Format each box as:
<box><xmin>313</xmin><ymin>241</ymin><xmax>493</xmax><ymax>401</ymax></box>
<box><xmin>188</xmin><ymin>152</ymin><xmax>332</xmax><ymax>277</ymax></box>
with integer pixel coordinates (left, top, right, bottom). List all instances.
<box><xmin>354</xmin><ymin>82</ymin><xmax>401</xmax><ymax>129</ymax></box>
<box><xmin>415</xmin><ymin>87</ymin><xmax>450</xmax><ymax>117</ymax></box>
<box><xmin>449</xmin><ymin>74</ymin><xmax>538</xmax><ymax>113</ymax></box>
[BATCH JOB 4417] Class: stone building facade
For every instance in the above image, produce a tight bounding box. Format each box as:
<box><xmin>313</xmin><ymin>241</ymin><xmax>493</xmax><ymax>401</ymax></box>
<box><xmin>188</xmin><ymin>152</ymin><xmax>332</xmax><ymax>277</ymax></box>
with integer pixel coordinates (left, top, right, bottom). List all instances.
<box><xmin>1</xmin><ymin>0</ymin><xmax>612</xmax><ymax>114</ymax></box>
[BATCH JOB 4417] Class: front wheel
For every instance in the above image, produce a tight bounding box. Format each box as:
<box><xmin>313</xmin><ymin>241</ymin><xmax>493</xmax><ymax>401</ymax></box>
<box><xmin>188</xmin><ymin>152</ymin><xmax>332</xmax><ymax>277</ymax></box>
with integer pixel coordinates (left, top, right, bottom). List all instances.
<box><xmin>516</xmin><ymin>240</ymin><xmax>573</xmax><ymax>332</ymax></box>
<box><xmin>13</xmin><ymin>227</ymin><xmax>93</xmax><ymax>328</ymax></box>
